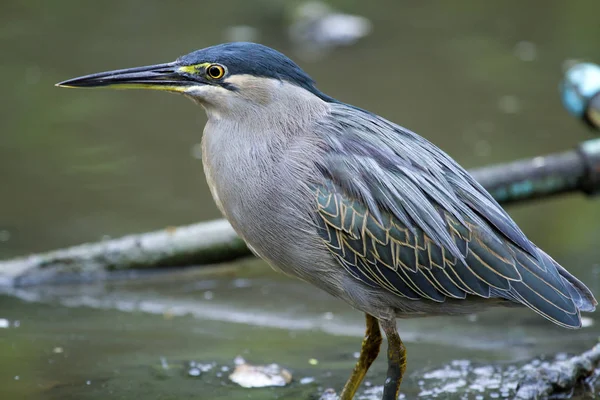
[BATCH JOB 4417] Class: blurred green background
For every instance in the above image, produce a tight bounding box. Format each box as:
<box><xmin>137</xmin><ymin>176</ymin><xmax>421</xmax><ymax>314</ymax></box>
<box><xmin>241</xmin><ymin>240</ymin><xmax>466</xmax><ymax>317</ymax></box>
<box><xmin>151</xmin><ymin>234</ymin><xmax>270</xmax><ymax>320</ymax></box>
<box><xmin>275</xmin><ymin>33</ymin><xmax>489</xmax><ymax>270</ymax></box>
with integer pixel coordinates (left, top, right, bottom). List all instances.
<box><xmin>1</xmin><ymin>1</ymin><xmax>600</xmax><ymax>399</ymax></box>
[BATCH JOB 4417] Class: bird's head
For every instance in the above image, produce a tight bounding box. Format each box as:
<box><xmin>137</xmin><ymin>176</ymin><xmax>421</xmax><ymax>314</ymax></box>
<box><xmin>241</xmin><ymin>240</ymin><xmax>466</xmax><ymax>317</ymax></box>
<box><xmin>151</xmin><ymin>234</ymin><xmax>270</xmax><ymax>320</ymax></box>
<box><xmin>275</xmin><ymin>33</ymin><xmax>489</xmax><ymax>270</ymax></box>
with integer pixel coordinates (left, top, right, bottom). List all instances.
<box><xmin>57</xmin><ymin>42</ymin><xmax>333</xmax><ymax>119</ymax></box>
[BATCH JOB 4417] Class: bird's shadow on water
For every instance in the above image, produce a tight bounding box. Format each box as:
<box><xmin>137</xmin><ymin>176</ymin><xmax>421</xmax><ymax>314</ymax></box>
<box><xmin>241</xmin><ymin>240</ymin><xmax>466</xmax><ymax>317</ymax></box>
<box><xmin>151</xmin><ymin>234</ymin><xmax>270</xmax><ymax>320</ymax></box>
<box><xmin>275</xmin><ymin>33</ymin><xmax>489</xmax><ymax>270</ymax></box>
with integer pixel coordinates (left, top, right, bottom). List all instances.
<box><xmin>0</xmin><ymin>261</ymin><xmax>598</xmax><ymax>400</ymax></box>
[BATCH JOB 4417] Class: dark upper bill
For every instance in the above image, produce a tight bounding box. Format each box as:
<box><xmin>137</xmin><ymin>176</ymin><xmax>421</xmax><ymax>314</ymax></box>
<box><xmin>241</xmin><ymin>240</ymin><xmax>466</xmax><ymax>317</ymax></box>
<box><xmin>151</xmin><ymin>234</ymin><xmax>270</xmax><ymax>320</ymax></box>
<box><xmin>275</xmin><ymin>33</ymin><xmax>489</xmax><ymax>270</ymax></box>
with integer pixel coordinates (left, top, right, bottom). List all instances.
<box><xmin>56</xmin><ymin>62</ymin><xmax>201</xmax><ymax>92</ymax></box>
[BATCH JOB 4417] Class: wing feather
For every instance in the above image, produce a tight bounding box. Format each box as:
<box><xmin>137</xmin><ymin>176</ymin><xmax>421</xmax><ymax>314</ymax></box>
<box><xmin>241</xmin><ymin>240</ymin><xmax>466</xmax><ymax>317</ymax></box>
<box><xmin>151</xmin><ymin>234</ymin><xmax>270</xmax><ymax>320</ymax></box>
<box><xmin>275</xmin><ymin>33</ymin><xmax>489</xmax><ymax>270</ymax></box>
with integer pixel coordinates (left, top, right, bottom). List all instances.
<box><xmin>312</xmin><ymin>103</ymin><xmax>595</xmax><ymax>327</ymax></box>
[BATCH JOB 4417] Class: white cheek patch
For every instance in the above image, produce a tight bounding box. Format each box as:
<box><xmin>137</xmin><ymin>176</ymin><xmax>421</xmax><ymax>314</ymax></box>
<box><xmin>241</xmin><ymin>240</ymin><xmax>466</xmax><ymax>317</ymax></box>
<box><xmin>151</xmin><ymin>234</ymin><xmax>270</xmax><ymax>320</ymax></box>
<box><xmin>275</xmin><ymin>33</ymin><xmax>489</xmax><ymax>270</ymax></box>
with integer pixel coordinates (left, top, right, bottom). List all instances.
<box><xmin>184</xmin><ymin>85</ymin><xmax>232</xmax><ymax>104</ymax></box>
<box><xmin>184</xmin><ymin>85</ymin><xmax>219</xmax><ymax>96</ymax></box>
<box><xmin>184</xmin><ymin>85</ymin><xmax>233</xmax><ymax>120</ymax></box>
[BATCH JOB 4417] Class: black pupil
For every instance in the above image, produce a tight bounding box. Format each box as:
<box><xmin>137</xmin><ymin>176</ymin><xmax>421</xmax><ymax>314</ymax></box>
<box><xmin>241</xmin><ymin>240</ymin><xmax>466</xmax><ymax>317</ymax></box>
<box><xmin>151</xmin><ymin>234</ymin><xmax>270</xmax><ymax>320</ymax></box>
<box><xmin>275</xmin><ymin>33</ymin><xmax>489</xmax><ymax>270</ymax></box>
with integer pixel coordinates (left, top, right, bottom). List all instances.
<box><xmin>209</xmin><ymin>66</ymin><xmax>221</xmax><ymax>78</ymax></box>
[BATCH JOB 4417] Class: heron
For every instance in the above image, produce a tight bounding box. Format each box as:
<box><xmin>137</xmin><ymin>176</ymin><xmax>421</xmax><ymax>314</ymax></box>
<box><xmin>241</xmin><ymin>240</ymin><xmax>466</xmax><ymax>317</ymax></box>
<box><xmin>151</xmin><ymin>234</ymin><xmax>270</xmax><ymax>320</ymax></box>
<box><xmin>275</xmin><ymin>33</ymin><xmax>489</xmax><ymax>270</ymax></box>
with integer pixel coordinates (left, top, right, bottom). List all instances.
<box><xmin>57</xmin><ymin>42</ymin><xmax>596</xmax><ymax>399</ymax></box>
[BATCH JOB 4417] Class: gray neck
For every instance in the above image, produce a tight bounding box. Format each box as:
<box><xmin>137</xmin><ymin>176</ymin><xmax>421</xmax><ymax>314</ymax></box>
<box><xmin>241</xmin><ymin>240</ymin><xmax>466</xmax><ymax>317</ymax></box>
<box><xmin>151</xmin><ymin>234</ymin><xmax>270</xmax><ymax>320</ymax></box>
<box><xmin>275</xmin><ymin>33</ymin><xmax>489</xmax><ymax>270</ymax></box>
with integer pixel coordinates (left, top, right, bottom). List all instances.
<box><xmin>199</xmin><ymin>78</ymin><xmax>330</xmax><ymax>222</ymax></box>
<box><xmin>197</xmin><ymin>78</ymin><xmax>340</xmax><ymax>285</ymax></box>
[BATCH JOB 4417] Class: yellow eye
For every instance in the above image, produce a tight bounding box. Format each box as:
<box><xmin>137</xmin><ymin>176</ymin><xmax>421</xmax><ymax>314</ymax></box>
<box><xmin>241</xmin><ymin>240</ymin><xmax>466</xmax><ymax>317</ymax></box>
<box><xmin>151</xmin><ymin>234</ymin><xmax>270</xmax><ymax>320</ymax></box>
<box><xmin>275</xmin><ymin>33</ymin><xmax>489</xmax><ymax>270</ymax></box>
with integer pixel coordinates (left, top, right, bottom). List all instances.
<box><xmin>207</xmin><ymin>64</ymin><xmax>225</xmax><ymax>79</ymax></box>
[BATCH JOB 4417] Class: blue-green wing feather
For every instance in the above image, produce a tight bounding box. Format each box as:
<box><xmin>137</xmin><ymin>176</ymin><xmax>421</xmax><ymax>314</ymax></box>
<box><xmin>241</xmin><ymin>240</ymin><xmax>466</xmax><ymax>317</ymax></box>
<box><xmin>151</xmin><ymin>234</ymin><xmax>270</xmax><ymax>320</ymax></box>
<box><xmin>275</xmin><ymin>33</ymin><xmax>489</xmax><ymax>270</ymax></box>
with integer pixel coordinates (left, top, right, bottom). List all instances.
<box><xmin>313</xmin><ymin>103</ymin><xmax>596</xmax><ymax>327</ymax></box>
<box><xmin>314</xmin><ymin>179</ymin><xmax>586</xmax><ymax>327</ymax></box>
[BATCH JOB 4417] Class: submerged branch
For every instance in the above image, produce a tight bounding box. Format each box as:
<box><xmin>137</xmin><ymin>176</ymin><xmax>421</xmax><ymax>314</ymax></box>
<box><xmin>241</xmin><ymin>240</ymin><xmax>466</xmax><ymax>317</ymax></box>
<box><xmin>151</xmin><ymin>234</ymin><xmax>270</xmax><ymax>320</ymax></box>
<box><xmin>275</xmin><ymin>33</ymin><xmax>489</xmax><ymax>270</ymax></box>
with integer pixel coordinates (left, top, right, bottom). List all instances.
<box><xmin>0</xmin><ymin>139</ymin><xmax>599</xmax><ymax>287</ymax></box>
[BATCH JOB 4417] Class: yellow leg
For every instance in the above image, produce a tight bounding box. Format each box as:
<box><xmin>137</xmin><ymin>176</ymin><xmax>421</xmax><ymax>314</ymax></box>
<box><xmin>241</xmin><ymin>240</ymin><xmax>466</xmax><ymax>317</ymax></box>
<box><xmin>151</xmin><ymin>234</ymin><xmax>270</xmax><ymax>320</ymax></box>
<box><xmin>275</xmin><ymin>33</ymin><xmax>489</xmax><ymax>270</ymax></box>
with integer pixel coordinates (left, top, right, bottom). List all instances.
<box><xmin>339</xmin><ymin>313</ymin><xmax>382</xmax><ymax>400</ymax></box>
<box><xmin>380</xmin><ymin>319</ymin><xmax>407</xmax><ymax>400</ymax></box>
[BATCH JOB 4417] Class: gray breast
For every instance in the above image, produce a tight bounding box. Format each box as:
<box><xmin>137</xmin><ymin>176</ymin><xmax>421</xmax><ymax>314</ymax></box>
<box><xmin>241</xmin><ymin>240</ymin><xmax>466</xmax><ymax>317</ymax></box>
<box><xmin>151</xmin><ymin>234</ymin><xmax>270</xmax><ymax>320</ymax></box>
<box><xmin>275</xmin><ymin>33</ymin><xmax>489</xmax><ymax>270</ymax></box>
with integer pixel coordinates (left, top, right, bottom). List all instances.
<box><xmin>201</xmin><ymin>118</ymin><xmax>331</xmax><ymax>278</ymax></box>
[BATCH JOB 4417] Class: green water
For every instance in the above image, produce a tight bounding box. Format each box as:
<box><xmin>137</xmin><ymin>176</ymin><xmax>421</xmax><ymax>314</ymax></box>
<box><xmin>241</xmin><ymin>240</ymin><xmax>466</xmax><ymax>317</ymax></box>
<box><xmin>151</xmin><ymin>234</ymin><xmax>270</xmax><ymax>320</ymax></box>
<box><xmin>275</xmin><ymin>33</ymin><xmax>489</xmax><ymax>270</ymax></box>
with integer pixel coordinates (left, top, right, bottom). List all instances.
<box><xmin>1</xmin><ymin>1</ymin><xmax>600</xmax><ymax>399</ymax></box>
<box><xmin>2</xmin><ymin>261</ymin><xmax>599</xmax><ymax>399</ymax></box>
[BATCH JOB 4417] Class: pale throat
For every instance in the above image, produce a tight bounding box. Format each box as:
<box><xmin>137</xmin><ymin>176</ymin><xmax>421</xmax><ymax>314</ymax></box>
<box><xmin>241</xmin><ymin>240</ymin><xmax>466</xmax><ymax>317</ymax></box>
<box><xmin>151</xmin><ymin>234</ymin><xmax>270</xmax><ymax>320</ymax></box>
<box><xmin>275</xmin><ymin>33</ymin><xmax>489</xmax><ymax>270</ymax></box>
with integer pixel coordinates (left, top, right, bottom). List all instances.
<box><xmin>192</xmin><ymin>75</ymin><xmax>331</xmax><ymax>133</ymax></box>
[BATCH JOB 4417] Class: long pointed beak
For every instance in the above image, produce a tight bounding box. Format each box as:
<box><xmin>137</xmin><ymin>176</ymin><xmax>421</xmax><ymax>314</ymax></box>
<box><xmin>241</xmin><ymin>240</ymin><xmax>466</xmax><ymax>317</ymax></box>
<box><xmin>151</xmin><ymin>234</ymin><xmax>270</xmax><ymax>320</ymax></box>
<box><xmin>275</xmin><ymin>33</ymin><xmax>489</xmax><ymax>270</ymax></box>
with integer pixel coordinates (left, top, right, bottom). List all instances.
<box><xmin>56</xmin><ymin>62</ymin><xmax>199</xmax><ymax>92</ymax></box>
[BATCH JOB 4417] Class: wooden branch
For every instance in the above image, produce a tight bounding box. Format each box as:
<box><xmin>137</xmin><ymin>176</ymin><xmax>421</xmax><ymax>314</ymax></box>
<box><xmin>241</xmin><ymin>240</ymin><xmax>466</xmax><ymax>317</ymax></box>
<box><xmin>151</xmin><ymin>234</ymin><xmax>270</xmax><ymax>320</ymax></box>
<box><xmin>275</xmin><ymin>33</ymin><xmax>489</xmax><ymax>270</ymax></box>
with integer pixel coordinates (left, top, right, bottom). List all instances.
<box><xmin>0</xmin><ymin>219</ymin><xmax>248</xmax><ymax>287</ymax></box>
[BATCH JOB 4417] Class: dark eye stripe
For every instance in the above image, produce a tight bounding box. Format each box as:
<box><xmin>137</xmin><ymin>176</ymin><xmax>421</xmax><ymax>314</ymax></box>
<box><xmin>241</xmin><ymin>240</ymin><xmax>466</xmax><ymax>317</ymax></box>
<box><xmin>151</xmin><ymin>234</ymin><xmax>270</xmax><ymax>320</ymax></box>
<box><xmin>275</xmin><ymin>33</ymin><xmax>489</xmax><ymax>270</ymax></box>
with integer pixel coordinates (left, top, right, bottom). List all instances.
<box><xmin>219</xmin><ymin>81</ymin><xmax>238</xmax><ymax>91</ymax></box>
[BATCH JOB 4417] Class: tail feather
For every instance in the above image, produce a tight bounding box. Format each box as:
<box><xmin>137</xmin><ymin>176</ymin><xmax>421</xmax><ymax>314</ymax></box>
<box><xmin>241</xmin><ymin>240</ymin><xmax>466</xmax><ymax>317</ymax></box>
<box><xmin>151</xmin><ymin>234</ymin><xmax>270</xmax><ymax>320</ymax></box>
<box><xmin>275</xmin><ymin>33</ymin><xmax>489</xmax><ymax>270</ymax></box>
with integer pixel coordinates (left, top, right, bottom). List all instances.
<box><xmin>552</xmin><ymin>257</ymin><xmax>597</xmax><ymax>313</ymax></box>
<box><xmin>500</xmin><ymin>247</ymin><xmax>596</xmax><ymax>329</ymax></box>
